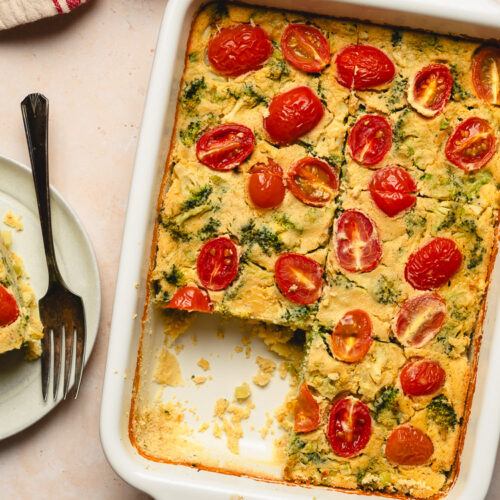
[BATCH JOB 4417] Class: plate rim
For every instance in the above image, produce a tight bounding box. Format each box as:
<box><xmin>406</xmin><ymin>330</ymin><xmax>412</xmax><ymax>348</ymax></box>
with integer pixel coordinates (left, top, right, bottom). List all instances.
<box><xmin>0</xmin><ymin>153</ymin><xmax>102</xmax><ymax>440</ymax></box>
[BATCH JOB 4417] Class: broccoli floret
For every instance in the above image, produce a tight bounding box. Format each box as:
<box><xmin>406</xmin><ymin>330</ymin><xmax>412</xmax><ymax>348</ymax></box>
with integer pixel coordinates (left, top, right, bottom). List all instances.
<box><xmin>373</xmin><ymin>387</ymin><xmax>400</xmax><ymax>426</ymax></box>
<box><xmin>391</xmin><ymin>30</ymin><xmax>402</xmax><ymax>46</ymax></box>
<box><xmin>272</xmin><ymin>213</ymin><xmax>304</xmax><ymax>234</ymax></box>
<box><xmin>332</xmin><ymin>272</ymin><xmax>355</xmax><ymax>289</ymax></box>
<box><xmin>405</xmin><ymin>210</ymin><xmax>427</xmax><ymax>237</ymax></box>
<box><xmin>468</xmin><ymin>239</ymin><xmax>486</xmax><ymax>270</ymax></box>
<box><xmin>393</xmin><ymin>108</ymin><xmax>410</xmax><ymax>150</ymax></box>
<box><xmin>179</xmin><ymin>113</ymin><xmax>218</xmax><ymax>147</ymax></box>
<box><xmin>449</xmin><ymin>64</ymin><xmax>471</xmax><ymax>101</ymax></box>
<box><xmin>374</xmin><ymin>275</ymin><xmax>401</xmax><ymax>305</ymax></box>
<box><xmin>188</xmin><ymin>52</ymin><xmax>199</xmax><ymax>63</ymax></box>
<box><xmin>387</xmin><ymin>76</ymin><xmax>408</xmax><ymax>111</ymax></box>
<box><xmin>240</xmin><ymin>220</ymin><xmax>284</xmax><ymax>255</ymax></box>
<box><xmin>267</xmin><ymin>52</ymin><xmax>290</xmax><ymax>81</ymax></box>
<box><xmin>152</xmin><ymin>279</ymin><xmax>170</xmax><ymax>302</ymax></box>
<box><xmin>243</xmin><ymin>84</ymin><xmax>267</xmax><ymax>107</ymax></box>
<box><xmin>164</xmin><ymin>265</ymin><xmax>184</xmax><ymax>287</ymax></box>
<box><xmin>179</xmin><ymin>77</ymin><xmax>206</xmax><ymax>114</ymax></box>
<box><xmin>464</xmin><ymin>170</ymin><xmax>493</xmax><ymax>201</ymax></box>
<box><xmin>298</xmin><ymin>140</ymin><xmax>316</xmax><ymax>155</ymax></box>
<box><xmin>181</xmin><ymin>185</ymin><xmax>213</xmax><ymax>211</ymax></box>
<box><xmin>281</xmin><ymin>303</ymin><xmax>319</xmax><ymax>323</ymax></box>
<box><xmin>197</xmin><ymin>217</ymin><xmax>221</xmax><ymax>241</ymax></box>
<box><xmin>439</xmin><ymin>118</ymin><xmax>449</xmax><ymax>130</ymax></box>
<box><xmin>427</xmin><ymin>395</ymin><xmax>457</xmax><ymax>429</ymax></box>
<box><xmin>162</xmin><ymin>220</ymin><xmax>191</xmax><ymax>242</ymax></box>
<box><xmin>210</xmin><ymin>1</ymin><xmax>228</xmax><ymax>21</ymax></box>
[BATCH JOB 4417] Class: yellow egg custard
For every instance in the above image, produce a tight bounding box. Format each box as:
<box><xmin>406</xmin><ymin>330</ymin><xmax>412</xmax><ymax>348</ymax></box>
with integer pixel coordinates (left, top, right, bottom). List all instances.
<box><xmin>144</xmin><ymin>2</ymin><xmax>500</xmax><ymax>497</ymax></box>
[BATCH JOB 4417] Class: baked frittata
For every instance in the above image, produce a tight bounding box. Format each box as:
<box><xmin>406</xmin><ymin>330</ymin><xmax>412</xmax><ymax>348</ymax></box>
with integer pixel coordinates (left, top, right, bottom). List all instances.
<box><xmin>148</xmin><ymin>2</ymin><xmax>500</xmax><ymax>497</ymax></box>
<box><xmin>0</xmin><ymin>233</ymin><xmax>42</xmax><ymax>359</ymax></box>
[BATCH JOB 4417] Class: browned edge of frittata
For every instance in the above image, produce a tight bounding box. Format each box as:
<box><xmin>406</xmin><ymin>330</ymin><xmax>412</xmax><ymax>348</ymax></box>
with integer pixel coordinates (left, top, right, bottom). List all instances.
<box><xmin>128</xmin><ymin>1</ymin><xmax>500</xmax><ymax>498</ymax></box>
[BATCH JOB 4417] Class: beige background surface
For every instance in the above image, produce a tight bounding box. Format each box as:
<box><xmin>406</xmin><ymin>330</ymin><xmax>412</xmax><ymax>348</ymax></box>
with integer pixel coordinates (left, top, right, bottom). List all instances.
<box><xmin>0</xmin><ymin>1</ymin><xmax>499</xmax><ymax>499</ymax></box>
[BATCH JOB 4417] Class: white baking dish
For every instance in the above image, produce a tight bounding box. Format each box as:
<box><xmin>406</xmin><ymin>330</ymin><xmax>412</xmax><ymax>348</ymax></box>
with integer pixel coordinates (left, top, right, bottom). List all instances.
<box><xmin>100</xmin><ymin>0</ymin><xmax>500</xmax><ymax>498</ymax></box>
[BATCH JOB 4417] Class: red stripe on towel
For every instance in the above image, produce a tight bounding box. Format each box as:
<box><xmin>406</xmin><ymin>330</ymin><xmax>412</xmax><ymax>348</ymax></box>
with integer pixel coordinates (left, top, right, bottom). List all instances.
<box><xmin>66</xmin><ymin>0</ymin><xmax>82</xmax><ymax>9</ymax></box>
<box><xmin>52</xmin><ymin>0</ymin><xmax>63</xmax><ymax>13</ymax></box>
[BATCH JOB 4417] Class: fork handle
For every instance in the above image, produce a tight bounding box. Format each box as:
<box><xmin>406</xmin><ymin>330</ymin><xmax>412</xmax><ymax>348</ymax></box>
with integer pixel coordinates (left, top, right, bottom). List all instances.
<box><xmin>21</xmin><ymin>94</ymin><xmax>64</xmax><ymax>286</ymax></box>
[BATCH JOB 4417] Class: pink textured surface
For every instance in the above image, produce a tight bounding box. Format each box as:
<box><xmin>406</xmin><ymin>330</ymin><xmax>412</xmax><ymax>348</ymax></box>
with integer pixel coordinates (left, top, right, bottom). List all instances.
<box><xmin>0</xmin><ymin>1</ymin><xmax>499</xmax><ymax>499</ymax></box>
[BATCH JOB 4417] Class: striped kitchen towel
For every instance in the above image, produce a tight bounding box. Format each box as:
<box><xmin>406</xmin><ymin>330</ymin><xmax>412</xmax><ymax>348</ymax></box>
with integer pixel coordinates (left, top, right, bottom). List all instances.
<box><xmin>0</xmin><ymin>0</ymin><xmax>88</xmax><ymax>30</ymax></box>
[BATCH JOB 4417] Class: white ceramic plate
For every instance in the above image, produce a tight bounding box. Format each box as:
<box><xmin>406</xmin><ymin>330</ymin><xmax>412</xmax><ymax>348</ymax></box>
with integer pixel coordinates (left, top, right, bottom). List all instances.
<box><xmin>0</xmin><ymin>155</ymin><xmax>101</xmax><ymax>440</ymax></box>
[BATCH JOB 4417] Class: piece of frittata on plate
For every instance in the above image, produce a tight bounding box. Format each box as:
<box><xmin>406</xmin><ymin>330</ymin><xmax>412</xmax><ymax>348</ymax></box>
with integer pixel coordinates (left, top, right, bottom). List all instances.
<box><xmin>0</xmin><ymin>234</ymin><xmax>42</xmax><ymax>359</ymax></box>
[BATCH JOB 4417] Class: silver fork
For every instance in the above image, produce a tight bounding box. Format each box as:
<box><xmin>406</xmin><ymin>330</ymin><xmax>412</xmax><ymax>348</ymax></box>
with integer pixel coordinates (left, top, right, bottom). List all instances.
<box><xmin>21</xmin><ymin>93</ymin><xmax>86</xmax><ymax>401</ymax></box>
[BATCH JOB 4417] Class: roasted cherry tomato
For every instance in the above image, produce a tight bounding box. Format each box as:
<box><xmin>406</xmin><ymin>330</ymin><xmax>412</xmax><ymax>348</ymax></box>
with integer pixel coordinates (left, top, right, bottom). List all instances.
<box><xmin>335</xmin><ymin>44</ymin><xmax>395</xmax><ymax>90</ymax></box>
<box><xmin>0</xmin><ymin>285</ymin><xmax>19</xmax><ymax>327</ymax></box>
<box><xmin>294</xmin><ymin>382</ymin><xmax>320</xmax><ymax>433</ymax></box>
<box><xmin>400</xmin><ymin>359</ymin><xmax>446</xmax><ymax>396</ymax></box>
<box><xmin>248</xmin><ymin>159</ymin><xmax>285</xmax><ymax>209</ymax></box>
<box><xmin>275</xmin><ymin>253</ymin><xmax>324</xmax><ymax>304</ymax></box>
<box><xmin>472</xmin><ymin>46</ymin><xmax>500</xmax><ymax>105</ymax></box>
<box><xmin>408</xmin><ymin>64</ymin><xmax>452</xmax><ymax>117</ymax></box>
<box><xmin>331</xmin><ymin>309</ymin><xmax>373</xmax><ymax>363</ymax></box>
<box><xmin>369</xmin><ymin>166</ymin><xmax>418</xmax><ymax>217</ymax></box>
<box><xmin>328</xmin><ymin>397</ymin><xmax>371</xmax><ymax>458</ymax></box>
<box><xmin>207</xmin><ymin>24</ymin><xmax>273</xmax><ymax>77</ymax></box>
<box><xmin>405</xmin><ymin>238</ymin><xmax>462</xmax><ymax>290</ymax></box>
<box><xmin>197</xmin><ymin>123</ymin><xmax>255</xmax><ymax>171</ymax></box>
<box><xmin>197</xmin><ymin>237</ymin><xmax>239</xmax><ymax>291</ymax></box>
<box><xmin>263</xmin><ymin>86</ymin><xmax>324</xmax><ymax>145</ymax></box>
<box><xmin>385</xmin><ymin>426</ymin><xmax>434</xmax><ymax>466</ymax></box>
<box><xmin>167</xmin><ymin>286</ymin><xmax>213</xmax><ymax>313</ymax></box>
<box><xmin>393</xmin><ymin>293</ymin><xmax>447</xmax><ymax>348</ymax></box>
<box><xmin>445</xmin><ymin>117</ymin><xmax>496</xmax><ymax>172</ymax></box>
<box><xmin>347</xmin><ymin>115</ymin><xmax>392</xmax><ymax>166</ymax></box>
<box><xmin>287</xmin><ymin>157</ymin><xmax>339</xmax><ymax>207</ymax></box>
<box><xmin>334</xmin><ymin>209</ymin><xmax>382</xmax><ymax>273</ymax></box>
<box><xmin>281</xmin><ymin>24</ymin><xmax>330</xmax><ymax>73</ymax></box>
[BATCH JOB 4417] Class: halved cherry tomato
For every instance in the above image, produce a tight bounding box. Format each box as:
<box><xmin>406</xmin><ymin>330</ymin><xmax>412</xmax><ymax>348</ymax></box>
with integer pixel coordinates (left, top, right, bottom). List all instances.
<box><xmin>393</xmin><ymin>293</ymin><xmax>447</xmax><ymax>348</ymax></box>
<box><xmin>330</xmin><ymin>310</ymin><xmax>373</xmax><ymax>363</ymax></box>
<box><xmin>281</xmin><ymin>24</ymin><xmax>330</xmax><ymax>73</ymax></box>
<box><xmin>0</xmin><ymin>285</ymin><xmax>19</xmax><ymax>327</ymax></box>
<box><xmin>197</xmin><ymin>123</ymin><xmax>255</xmax><ymax>171</ymax></box>
<box><xmin>207</xmin><ymin>24</ymin><xmax>273</xmax><ymax>77</ymax></box>
<box><xmin>334</xmin><ymin>210</ymin><xmax>382</xmax><ymax>273</ymax></box>
<box><xmin>347</xmin><ymin>115</ymin><xmax>392</xmax><ymax>166</ymax></box>
<box><xmin>197</xmin><ymin>237</ymin><xmax>239</xmax><ymax>291</ymax></box>
<box><xmin>385</xmin><ymin>426</ymin><xmax>434</xmax><ymax>466</ymax></box>
<box><xmin>287</xmin><ymin>157</ymin><xmax>339</xmax><ymax>207</ymax></box>
<box><xmin>445</xmin><ymin>117</ymin><xmax>496</xmax><ymax>172</ymax></box>
<box><xmin>294</xmin><ymin>382</ymin><xmax>320</xmax><ymax>433</ymax></box>
<box><xmin>408</xmin><ymin>64</ymin><xmax>452</xmax><ymax>117</ymax></box>
<box><xmin>405</xmin><ymin>238</ymin><xmax>462</xmax><ymax>290</ymax></box>
<box><xmin>263</xmin><ymin>86</ymin><xmax>324</xmax><ymax>145</ymax></box>
<box><xmin>369</xmin><ymin>166</ymin><xmax>417</xmax><ymax>217</ymax></box>
<box><xmin>275</xmin><ymin>253</ymin><xmax>324</xmax><ymax>304</ymax></box>
<box><xmin>335</xmin><ymin>44</ymin><xmax>395</xmax><ymax>90</ymax></box>
<box><xmin>472</xmin><ymin>46</ymin><xmax>500</xmax><ymax>105</ymax></box>
<box><xmin>400</xmin><ymin>359</ymin><xmax>446</xmax><ymax>396</ymax></box>
<box><xmin>328</xmin><ymin>397</ymin><xmax>371</xmax><ymax>458</ymax></box>
<box><xmin>248</xmin><ymin>159</ymin><xmax>285</xmax><ymax>209</ymax></box>
<box><xmin>167</xmin><ymin>286</ymin><xmax>213</xmax><ymax>313</ymax></box>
